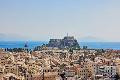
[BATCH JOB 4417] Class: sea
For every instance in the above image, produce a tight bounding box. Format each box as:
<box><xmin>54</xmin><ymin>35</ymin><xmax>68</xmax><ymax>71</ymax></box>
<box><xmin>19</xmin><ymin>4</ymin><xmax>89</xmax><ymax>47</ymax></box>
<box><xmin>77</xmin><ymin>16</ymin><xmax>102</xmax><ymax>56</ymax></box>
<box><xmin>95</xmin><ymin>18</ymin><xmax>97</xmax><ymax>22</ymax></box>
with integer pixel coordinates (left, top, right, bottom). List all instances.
<box><xmin>0</xmin><ymin>41</ymin><xmax>120</xmax><ymax>50</ymax></box>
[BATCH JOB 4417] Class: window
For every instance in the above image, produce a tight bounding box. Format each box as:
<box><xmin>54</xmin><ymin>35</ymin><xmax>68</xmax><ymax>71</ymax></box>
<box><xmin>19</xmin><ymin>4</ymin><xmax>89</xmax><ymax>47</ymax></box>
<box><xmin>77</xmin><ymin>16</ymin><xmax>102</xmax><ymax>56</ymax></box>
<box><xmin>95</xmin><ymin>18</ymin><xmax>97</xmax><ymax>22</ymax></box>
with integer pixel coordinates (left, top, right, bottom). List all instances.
<box><xmin>44</xmin><ymin>70</ymin><xmax>46</xmax><ymax>72</ymax></box>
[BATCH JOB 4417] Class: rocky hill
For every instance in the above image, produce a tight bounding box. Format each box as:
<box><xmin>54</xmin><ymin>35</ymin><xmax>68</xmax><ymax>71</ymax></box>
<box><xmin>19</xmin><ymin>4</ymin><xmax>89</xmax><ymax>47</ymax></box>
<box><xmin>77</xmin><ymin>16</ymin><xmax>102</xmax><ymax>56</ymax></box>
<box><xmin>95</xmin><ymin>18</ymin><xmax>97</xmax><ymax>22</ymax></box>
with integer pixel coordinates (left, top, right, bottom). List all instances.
<box><xmin>46</xmin><ymin>36</ymin><xmax>80</xmax><ymax>49</ymax></box>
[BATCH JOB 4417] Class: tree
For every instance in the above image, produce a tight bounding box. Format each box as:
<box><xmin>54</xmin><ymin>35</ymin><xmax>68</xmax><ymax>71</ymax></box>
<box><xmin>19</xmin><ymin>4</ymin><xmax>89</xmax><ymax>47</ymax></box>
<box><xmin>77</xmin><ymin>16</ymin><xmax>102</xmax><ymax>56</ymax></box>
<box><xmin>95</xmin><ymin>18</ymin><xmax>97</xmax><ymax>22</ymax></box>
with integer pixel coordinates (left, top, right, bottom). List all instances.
<box><xmin>114</xmin><ymin>73</ymin><xmax>120</xmax><ymax>80</ymax></box>
<box><xmin>69</xmin><ymin>48</ymin><xmax>73</xmax><ymax>54</ymax></box>
<box><xmin>9</xmin><ymin>76</ymin><xmax>16</xmax><ymax>80</ymax></box>
<box><xmin>60</xmin><ymin>72</ymin><xmax>66</xmax><ymax>80</ymax></box>
<box><xmin>59</xmin><ymin>63</ymin><xmax>66</xmax><ymax>69</ymax></box>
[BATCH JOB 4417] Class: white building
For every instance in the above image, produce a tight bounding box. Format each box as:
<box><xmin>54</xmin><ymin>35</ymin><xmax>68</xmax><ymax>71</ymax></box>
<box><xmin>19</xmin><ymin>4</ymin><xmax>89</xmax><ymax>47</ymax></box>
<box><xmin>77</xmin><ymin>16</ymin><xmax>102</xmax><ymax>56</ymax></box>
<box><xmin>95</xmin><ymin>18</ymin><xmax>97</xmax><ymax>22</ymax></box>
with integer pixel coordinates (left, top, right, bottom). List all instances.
<box><xmin>97</xmin><ymin>65</ymin><xmax>116</xmax><ymax>78</ymax></box>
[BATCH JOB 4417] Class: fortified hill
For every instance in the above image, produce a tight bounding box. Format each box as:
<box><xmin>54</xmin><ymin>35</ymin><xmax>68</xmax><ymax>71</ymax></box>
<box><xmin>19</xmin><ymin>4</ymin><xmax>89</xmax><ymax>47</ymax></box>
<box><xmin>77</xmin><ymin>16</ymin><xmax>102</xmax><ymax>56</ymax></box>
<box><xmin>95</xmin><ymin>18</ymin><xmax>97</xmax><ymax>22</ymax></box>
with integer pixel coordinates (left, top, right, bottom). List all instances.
<box><xmin>46</xmin><ymin>36</ymin><xmax>80</xmax><ymax>49</ymax></box>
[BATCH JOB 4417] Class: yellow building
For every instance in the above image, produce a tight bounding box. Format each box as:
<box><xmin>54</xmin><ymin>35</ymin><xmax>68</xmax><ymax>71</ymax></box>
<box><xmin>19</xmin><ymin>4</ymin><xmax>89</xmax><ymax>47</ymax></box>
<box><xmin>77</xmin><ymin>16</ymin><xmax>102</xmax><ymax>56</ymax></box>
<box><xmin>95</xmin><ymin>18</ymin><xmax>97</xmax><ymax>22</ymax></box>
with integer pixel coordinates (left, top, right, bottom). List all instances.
<box><xmin>76</xmin><ymin>60</ymin><xmax>96</xmax><ymax>80</ymax></box>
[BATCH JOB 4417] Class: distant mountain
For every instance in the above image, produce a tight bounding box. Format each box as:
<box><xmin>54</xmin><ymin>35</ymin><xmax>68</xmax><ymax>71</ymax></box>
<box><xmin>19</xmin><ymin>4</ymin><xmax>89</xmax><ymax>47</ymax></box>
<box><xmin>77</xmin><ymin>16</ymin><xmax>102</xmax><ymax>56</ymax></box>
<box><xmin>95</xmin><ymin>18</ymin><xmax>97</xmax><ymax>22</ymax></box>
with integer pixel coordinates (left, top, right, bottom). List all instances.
<box><xmin>0</xmin><ymin>33</ymin><xmax>29</xmax><ymax>41</ymax></box>
<box><xmin>79</xmin><ymin>36</ymin><xmax>105</xmax><ymax>42</ymax></box>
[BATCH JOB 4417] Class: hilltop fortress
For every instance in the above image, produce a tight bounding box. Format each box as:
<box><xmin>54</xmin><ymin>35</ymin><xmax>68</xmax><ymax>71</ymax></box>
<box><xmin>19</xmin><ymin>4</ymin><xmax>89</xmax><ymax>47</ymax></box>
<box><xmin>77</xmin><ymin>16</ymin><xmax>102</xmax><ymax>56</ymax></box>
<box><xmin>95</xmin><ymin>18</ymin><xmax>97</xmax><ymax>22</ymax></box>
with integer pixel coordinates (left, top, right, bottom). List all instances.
<box><xmin>46</xmin><ymin>36</ymin><xmax>80</xmax><ymax>49</ymax></box>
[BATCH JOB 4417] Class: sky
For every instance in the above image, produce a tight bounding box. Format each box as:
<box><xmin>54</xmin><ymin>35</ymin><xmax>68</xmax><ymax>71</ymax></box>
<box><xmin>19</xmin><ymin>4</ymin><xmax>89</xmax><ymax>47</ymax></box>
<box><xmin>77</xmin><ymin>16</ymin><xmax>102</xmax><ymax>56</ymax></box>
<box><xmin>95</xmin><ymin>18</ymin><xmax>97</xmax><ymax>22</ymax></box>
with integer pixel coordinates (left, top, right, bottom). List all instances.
<box><xmin>0</xmin><ymin>0</ymin><xmax>120</xmax><ymax>41</ymax></box>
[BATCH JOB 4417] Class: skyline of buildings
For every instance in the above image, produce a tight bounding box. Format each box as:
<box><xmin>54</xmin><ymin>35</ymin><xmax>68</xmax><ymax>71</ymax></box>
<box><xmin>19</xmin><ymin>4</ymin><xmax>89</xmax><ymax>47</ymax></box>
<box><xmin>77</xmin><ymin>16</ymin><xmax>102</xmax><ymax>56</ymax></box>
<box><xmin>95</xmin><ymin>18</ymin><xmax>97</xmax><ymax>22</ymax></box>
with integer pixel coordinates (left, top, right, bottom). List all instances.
<box><xmin>0</xmin><ymin>0</ymin><xmax>120</xmax><ymax>80</ymax></box>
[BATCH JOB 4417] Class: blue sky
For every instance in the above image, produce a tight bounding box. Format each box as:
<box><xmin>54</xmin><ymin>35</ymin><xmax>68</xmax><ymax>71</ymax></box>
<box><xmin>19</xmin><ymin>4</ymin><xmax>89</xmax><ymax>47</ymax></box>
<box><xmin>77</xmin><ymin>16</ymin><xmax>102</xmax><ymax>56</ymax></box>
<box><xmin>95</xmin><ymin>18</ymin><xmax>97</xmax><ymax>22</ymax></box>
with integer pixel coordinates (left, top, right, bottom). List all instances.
<box><xmin>0</xmin><ymin>0</ymin><xmax>120</xmax><ymax>41</ymax></box>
